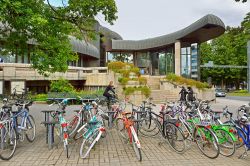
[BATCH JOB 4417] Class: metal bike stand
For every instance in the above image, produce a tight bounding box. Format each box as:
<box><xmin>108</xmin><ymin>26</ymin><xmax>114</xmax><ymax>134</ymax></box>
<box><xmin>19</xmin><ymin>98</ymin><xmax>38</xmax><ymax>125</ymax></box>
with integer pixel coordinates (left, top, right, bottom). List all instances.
<box><xmin>106</xmin><ymin>111</ymin><xmax>115</xmax><ymax>129</ymax></box>
<box><xmin>41</xmin><ymin>110</ymin><xmax>55</xmax><ymax>144</ymax></box>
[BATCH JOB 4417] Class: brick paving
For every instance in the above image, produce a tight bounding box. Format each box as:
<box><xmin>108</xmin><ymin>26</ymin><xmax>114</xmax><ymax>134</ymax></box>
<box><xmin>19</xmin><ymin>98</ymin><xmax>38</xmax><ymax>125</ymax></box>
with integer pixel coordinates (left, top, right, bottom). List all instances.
<box><xmin>0</xmin><ymin>100</ymin><xmax>250</xmax><ymax>166</ymax></box>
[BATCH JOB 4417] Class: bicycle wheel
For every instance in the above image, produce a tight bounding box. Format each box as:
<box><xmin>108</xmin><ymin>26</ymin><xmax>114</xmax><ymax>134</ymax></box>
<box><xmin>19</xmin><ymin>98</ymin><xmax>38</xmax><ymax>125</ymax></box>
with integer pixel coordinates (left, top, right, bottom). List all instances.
<box><xmin>115</xmin><ymin>118</ymin><xmax>128</xmax><ymax>139</ymax></box>
<box><xmin>139</xmin><ymin>117</ymin><xmax>160</xmax><ymax>137</ymax></box>
<box><xmin>25</xmin><ymin>115</ymin><xmax>36</xmax><ymax>142</ymax></box>
<box><xmin>223</xmin><ymin>122</ymin><xmax>246</xmax><ymax>148</ymax></box>
<box><xmin>164</xmin><ymin>122</ymin><xmax>186</xmax><ymax>154</ymax></box>
<box><xmin>132</xmin><ymin>132</ymin><xmax>142</xmax><ymax>161</ymax></box>
<box><xmin>53</xmin><ymin>124</ymin><xmax>63</xmax><ymax>147</ymax></box>
<box><xmin>0</xmin><ymin>125</ymin><xmax>17</xmax><ymax>160</ymax></box>
<box><xmin>80</xmin><ymin>129</ymin><xmax>99</xmax><ymax>158</ymax></box>
<box><xmin>73</xmin><ymin>123</ymin><xmax>88</xmax><ymax>141</ymax></box>
<box><xmin>194</xmin><ymin>126</ymin><xmax>220</xmax><ymax>159</ymax></box>
<box><xmin>68</xmin><ymin>115</ymin><xmax>80</xmax><ymax>137</ymax></box>
<box><xmin>214</xmin><ymin>129</ymin><xmax>235</xmax><ymax>157</ymax></box>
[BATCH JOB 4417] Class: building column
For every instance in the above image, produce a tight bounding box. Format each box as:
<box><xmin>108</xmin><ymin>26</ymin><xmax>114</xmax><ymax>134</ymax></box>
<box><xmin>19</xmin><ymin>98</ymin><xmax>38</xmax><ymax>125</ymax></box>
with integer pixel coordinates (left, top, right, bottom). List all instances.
<box><xmin>175</xmin><ymin>40</ymin><xmax>181</xmax><ymax>76</ymax></box>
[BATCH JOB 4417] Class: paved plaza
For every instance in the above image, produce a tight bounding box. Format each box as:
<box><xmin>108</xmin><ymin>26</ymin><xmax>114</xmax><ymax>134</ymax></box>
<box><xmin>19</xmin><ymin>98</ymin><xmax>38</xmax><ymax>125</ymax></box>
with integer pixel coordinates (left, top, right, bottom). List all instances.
<box><xmin>0</xmin><ymin>98</ymin><xmax>250</xmax><ymax>166</ymax></box>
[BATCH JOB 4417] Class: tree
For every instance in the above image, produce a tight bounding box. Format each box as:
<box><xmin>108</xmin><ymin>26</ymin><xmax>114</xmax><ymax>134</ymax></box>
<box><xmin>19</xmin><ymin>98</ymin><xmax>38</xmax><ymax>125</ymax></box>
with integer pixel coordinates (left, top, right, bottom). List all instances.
<box><xmin>0</xmin><ymin>0</ymin><xmax>117</xmax><ymax>75</ymax></box>
<box><xmin>235</xmin><ymin>0</ymin><xmax>248</xmax><ymax>2</ymax></box>
<box><xmin>200</xmin><ymin>23</ymin><xmax>248</xmax><ymax>89</ymax></box>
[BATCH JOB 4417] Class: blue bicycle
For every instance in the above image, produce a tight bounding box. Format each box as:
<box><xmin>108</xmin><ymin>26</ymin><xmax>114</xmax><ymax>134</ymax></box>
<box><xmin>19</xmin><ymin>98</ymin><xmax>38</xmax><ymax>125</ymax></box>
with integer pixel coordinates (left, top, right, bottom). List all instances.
<box><xmin>12</xmin><ymin>100</ymin><xmax>36</xmax><ymax>143</ymax></box>
<box><xmin>0</xmin><ymin>99</ymin><xmax>35</xmax><ymax>160</ymax></box>
<box><xmin>222</xmin><ymin>106</ymin><xmax>250</xmax><ymax>158</ymax></box>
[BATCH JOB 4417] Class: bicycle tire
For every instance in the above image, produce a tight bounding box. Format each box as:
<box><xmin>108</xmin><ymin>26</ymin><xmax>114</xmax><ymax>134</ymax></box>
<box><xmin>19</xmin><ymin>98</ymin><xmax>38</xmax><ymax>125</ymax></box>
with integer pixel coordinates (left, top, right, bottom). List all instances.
<box><xmin>25</xmin><ymin>115</ymin><xmax>36</xmax><ymax>142</ymax></box>
<box><xmin>139</xmin><ymin>117</ymin><xmax>160</xmax><ymax>137</ymax></box>
<box><xmin>80</xmin><ymin>129</ymin><xmax>99</xmax><ymax>158</ymax></box>
<box><xmin>132</xmin><ymin>133</ymin><xmax>142</xmax><ymax>161</ymax></box>
<box><xmin>68</xmin><ymin>115</ymin><xmax>81</xmax><ymax>137</ymax></box>
<box><xmin>194</xmin><ymin>125</ymin><xmax>220</xmax><ymax>159</ymax></box>
<box><xmin>214</xmin><ymin>129</ymin><xmax>235</xmax><ymax>157</ymax></box>
<box><xmin>73</xmin><ymin>123</ymin><xmax>88</xmax><ymax>141</ymax></box>
<box><xmin>164</xmin><ymin>122</ymin><xmax>186</xmax><ymax>154</ymax></box>
<box><xmin>53</xmin><ymin>124</ymin><xmax>63</xmax><ymax>147</ymax></box>
<box><xmin>223</xmin><ymin>121</ymin><xmax>246</xmax><ymax>148</ymax></box>
<box><xmin>0</xmin><ymin>125</ymin><xmax>17</xmax><ymax>160</ymax></box>
<box><xmin>115</xmin><ymin>118</ymin><xmax>128</xmax><ymax>139</ymax></box>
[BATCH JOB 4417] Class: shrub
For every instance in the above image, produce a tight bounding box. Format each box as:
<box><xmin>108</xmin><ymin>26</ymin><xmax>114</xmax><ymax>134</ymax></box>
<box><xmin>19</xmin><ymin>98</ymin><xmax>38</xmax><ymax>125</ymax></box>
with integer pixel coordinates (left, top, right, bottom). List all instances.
<box><xmin>123</xmin><ymin>86</ymin><xmax>151</xmax><ymax>97</ymax></box>
<box><xmin>118</xmin><ymin>77</ymin><xmax>130</xmax><ymax>85</ymax></box>
<box><xmin>166</xmin><ymin>73</ymin><xmax>209</xmax><ymax>89</ymax></box>
<box><xmin>32</xmin><ymin>94</ymin><xmax>47</xmax><ymax>101</ymax></box>
<box><xmin>108</xmin><ymin>61</ymin><xmax>127</xmax><ymax>72</ymax></box>
<box><xmin>233</xmin><ymin>89</ymin><xmax>248</xmax><ymax>93</ymax></box>
<box><xmin>50</xmin><ymin>78</ymin><xmax>74</xmax><ymax>92</ymax></box>
<box><xmin>138</xmin><ymin>77</ymin><xmax>147</xmax><ymax>85</ymax></box>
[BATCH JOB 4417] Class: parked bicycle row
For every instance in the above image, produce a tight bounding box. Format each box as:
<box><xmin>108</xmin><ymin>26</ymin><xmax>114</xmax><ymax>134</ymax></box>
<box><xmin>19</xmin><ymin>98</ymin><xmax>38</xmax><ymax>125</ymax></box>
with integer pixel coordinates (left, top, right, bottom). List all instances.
<box><xmin>0</xmin><ymin>87</ymin><xmax>250</xmax><ymax>162</ymax></box>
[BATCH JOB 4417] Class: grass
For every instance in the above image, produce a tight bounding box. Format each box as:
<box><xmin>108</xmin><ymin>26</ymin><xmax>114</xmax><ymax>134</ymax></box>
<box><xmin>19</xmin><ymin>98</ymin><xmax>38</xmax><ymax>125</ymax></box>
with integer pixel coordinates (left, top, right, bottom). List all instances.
<box><xmin>227</xmin><ymin>92</ymin><xmax>250</xmax><ymax>97</ymax></box>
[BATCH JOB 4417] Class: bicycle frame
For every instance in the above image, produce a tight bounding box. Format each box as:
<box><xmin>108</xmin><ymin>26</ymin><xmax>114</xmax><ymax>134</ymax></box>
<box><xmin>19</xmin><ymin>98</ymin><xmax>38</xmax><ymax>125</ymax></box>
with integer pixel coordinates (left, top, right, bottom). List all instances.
<box><xmin>11</xmin><ymin>108</ymin><xmax>33</xmax><ymax>132</ymax></box>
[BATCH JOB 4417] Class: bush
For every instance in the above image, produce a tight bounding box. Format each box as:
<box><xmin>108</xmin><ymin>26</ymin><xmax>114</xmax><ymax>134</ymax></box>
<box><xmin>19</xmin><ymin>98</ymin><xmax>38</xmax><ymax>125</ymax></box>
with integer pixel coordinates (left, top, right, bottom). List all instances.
<box><xmin>166</xmin><ymin>73</ymin><xmax>209</xmax><ymax>89</ymax></box>
<box><xmin>138</xmin><ymin>77</ymin><xmax>147</xmax><ymax>85</ymax></box>
<box><xmin>108</xmin><ymin>61</ymin><xmax>127</xmax><ymax>72</ymax></box>
<box><xmin>50</xmin><ymin>78</ymin><xmax>74</xmax><ymax>92</ymax></box>
<box><xmin>32</xmin><ymin>94</ymin><xmax>47</xmax><ymax>101</ymax></box>
<box><xmin>123</xmin><ymin>86</ymin><xmax>151</xmax><ymax>97</ymax></box>
<box><xmin>118</xmin><ymin>77</ymin><xmax>130</xmax><ymax>85</ymax></box>
<box><xmin>233</xmin><ymin>89</ymin><xmax>248</xmax><ymax>93</ymax></box>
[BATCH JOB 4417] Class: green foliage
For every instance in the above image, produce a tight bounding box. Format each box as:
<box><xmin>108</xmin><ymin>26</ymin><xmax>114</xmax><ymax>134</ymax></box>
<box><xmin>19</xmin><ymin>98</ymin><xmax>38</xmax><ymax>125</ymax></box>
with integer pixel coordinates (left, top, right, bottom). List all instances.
<box><xmin>200</xmin><ymin>13</ymin><xmax>249</xmax><ymax>89</ymax></box>
<box><xmin>109</xmin><ymin>61</ymin><xmax>150</xmax><ymax>97</ymax></box>
<box><xmin>118</xmin><ymin>77</ymin><xmax>130</xmax><ymax>85</ymax></box>
<box><xmin>50</xmin><ymin>78</ymin><xmax>74</xmax><ymax>92</ymax></box>
<box><xmin>108</xmin><ymin>61</ymin><xmax>127</xmax><ymax>73</ymax></box>
<box><xmin>0</xmin><ymin>0</ymin><xmax>117</xmax><ymax>75</ymax></box>
<box><xmin>123</xmin><ymin>86</ymin><xmax>151</xmax><ymax>97</ymax></box>
<box><xmin>235</xmin><ymin>0</ymin><xmax>247</xmax><ymax>2</ymax></box>
<box><xmin>232</xmin><ymin>89</ymin><xmax>248</xmax><ymax>93</ymax></box>
<box><xmin>138</xmin><ymin>77</ymin><xmax>147</xmax><ymax>85</ymax></box>
<box><xmin>32</xmin><ymin>93</ymin><xmax>47</xmax><ymax>101</ymax></box>
<box><xmin>31</xmin><ymin>89</ymin><xmax>105</xmax><ymax>101</ymax></box>
<box><xmin>166</xmin><ymin>73</ymin><xmax>209</xmax><ymax>89</ymax></box>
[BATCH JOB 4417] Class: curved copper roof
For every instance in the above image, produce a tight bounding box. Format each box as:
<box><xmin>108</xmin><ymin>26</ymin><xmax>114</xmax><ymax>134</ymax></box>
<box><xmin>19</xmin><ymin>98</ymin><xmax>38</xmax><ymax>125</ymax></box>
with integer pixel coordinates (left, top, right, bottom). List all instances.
<box><xmin>111</xmin><ymin>14</ymin><xmax>225</xmax><ymax>51</ymax></box>
<box><xmin>69</xmin><ymin>36</ymin><xmax>99</xmax><ymax>58</ymax></box>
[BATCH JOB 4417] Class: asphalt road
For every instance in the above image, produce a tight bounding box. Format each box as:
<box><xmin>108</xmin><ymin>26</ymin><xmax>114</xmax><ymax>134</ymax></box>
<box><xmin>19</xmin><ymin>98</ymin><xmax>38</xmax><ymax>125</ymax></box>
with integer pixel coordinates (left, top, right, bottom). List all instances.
<box><xmin>225</xmin><ymin>96</ymin><xmax>250</xmax><ymax>101</ymax></box>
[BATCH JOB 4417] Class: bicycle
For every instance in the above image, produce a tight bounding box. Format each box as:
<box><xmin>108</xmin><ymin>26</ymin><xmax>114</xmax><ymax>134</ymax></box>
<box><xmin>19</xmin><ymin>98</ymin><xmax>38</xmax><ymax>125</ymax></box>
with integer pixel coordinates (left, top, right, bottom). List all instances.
<box><xmin>116</xmin><ymin>111</ymin><xmax>142</xmax><ymax>161</ymax></box>
<box><xmin>73</xmin><ymin>99</ymin><xmax>108</xmax><ymax>140</ymax></box>
<box><xmin>79</xmin><ymin>115</ymin><xmax>106</xmax><ymax>159</ymax></box>
<box><xmin>162</xmin><ymin>100</ymin><xmax>220</xmax><ymax>158</ymax></box>
<box><xmin>0</xmin><ymin>118</ymin><xmax>17</xmax><ymax>160</ymax></box>
<box><xmin>199</xmin><ymin>102</ymin><xmax>236</xmax><ymax>157</ymax></box>
<box><xmin>49</xmin><ymin>99</ymin><xmax>70</xmax><ymax>158</ymax></box>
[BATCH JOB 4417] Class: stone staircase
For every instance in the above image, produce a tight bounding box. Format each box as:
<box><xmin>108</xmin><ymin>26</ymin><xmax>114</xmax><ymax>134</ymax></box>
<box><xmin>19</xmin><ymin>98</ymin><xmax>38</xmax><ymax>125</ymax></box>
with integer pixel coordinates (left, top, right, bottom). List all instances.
<box><xmin>150</xmin><ymin>90</ymin><xmax>179</xmax><ymax>103</ymax></box>
<box><xmin>145</xmin><ymin>76</ymin><xmax>162</xmax><ymax>90</ymax></box>
<box><xmin>142</xmin><ymin>76</ymin><xmax>179</xmax><ymax>103</ymax></box>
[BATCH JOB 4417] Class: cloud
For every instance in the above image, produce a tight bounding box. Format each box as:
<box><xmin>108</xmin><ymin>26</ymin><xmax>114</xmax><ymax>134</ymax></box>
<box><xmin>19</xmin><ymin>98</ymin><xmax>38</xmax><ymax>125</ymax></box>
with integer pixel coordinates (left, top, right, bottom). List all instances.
<box><xmin>100</xmin><ymin>0</ymin><xmax>250</xmax><ymax>40</ymax></box>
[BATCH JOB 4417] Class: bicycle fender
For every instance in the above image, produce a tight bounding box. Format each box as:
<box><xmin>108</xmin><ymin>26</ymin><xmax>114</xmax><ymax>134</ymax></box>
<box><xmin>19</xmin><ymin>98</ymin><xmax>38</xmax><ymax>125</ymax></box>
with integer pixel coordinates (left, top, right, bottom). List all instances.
<box><xmin>130</xmin><ymin>126</ymin><xmax>141</xmax><ymax>148</ymax></box>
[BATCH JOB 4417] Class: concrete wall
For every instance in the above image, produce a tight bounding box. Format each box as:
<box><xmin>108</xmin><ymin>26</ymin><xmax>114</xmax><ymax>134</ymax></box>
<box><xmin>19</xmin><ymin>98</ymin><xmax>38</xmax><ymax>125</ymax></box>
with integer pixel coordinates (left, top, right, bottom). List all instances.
<box><xmin>0</xmin><ymin>63</ymin><xmax>110</xmax><ymax>82</ymax></box>
<box><xmin>160</xmin><ymin>80</ymin><xmax>215</xmax><ymax>101</ymax></box>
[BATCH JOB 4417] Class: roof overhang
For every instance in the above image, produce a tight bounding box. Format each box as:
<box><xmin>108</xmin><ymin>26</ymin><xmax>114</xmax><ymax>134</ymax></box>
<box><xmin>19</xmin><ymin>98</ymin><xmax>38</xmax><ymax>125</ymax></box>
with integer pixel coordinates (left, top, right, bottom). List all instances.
<box><xmin>110</xmin><ymin>14</ymin><xmax>225</xmax><ymax>51</ymax></box>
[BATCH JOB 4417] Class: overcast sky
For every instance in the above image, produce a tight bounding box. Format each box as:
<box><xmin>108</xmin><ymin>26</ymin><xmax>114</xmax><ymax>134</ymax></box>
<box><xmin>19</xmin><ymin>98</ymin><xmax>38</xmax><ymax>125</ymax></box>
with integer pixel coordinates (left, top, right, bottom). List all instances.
<box><xmin>51</xmin><ymin>0</ymin><xmax>250</xmax><ymax>40</ymax></box>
